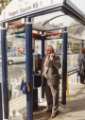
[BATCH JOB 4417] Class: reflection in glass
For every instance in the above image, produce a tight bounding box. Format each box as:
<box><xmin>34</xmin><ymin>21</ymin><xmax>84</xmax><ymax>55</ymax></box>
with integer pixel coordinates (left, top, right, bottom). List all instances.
<box><xmin>7</xmin><ymin>25</ymin><xmax>27</xmax><ymax>120</ymax></box>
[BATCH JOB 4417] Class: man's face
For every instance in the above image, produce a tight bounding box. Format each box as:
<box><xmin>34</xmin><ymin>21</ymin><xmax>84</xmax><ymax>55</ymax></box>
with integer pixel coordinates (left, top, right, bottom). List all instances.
<box><xmin>46</xmin><ymin>47</ymin><xmax>53</xmax><ymax>55</ymax></box>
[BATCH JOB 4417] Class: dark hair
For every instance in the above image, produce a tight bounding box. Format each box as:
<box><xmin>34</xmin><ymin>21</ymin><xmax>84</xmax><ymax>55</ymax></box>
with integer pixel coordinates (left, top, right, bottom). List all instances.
<box><xmin>81</xmin><ymin>48</ymin><xmax>85</xmax><ymax>54</ymax></box>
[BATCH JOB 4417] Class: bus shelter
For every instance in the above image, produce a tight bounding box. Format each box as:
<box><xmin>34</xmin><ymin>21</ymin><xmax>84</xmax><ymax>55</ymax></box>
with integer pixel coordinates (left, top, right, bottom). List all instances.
<box><xmin>0</xmin><ymin>0</ymin><xmax>85</xmax><ymax>120</ymax></box>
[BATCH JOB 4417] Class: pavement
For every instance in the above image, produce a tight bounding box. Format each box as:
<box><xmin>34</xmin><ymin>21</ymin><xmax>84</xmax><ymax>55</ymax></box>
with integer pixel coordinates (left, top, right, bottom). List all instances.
<box><xmin>33</xmin><ymin>74</ymin><xmax>85</xmax><ymax>120</ymax></box>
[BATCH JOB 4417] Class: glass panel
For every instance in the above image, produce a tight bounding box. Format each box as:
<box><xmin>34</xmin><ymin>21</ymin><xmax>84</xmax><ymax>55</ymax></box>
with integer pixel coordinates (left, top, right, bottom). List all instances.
<box><xmin>33</xmin><ymin>11</ymin><xmax>80</xmax><ymax>31</ymax></box>
<box><xmin>49</xmin><ymin>15</ymin><xmax>78</xmax><ymax>27</ymax></box>
<box><xmin>33</xmin><ymin>11</ymin><xmax>65</xmax><ymax>30</ymax></box>
<box><xmin>67</xmin><ymin>39</ymin><xmax>85</xmax><ymax>70</ymax></box>
<box><xmin>7</xmin><ymin>20</ymin><xmax>26</xmax><ymax>120</ymax></box>
<box><xmin>34</xmin><ymin>11</ymin><xmax>64</xmax><ymax>24</ymax></box>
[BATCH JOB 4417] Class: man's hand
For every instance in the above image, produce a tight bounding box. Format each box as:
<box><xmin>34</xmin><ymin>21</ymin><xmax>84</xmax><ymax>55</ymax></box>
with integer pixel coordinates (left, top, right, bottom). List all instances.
<box><xmin>50</xmin><ymin>53</ymin><xmax>55</xmax><ymax>61</ymax></box>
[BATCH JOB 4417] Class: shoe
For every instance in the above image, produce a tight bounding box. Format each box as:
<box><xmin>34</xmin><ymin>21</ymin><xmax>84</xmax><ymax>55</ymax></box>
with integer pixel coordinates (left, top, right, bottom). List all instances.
<box><xmin>51</xmin><ymin>111</ymin><xmax>60</xmax><ymax>118</ymax></box>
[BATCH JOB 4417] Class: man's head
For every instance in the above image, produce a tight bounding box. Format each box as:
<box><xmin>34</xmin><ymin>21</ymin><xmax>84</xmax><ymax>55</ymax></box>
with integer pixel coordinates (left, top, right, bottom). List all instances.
<box><xmin>81</xmin><ymin>48</ymin><xmax>85</xmax><ymax>54</ymax></box>
<box><xmin>46</xmin><ymin>45</ymin><xmax>54</xmax><ymax>55</ymax></box>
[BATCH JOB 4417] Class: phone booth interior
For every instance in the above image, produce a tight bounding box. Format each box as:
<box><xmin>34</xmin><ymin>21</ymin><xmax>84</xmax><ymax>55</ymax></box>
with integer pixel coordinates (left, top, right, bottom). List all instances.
<box><xmin>2</xmin><ymin>15</ymin><xmax>85</xmax><ymax>120</ymax></box>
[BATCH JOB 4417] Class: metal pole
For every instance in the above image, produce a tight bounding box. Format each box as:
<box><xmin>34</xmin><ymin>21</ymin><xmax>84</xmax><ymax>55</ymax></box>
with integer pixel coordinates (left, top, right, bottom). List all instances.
<box><xmin>25</xmin><ymin>17</ymin><xmax>33</xmax><ymax>120</ymax></box>
<box><xmin>0</xmin><ymin>27</ymin><xmax>3</xmax><ymax>120</ymax></box>
<box><xmin>62</xmin><ymin>27</ymin><xmax>68</xmax><ymax>105</ymax></box>
<box><xmin>1</xmin><ymin>23</ymin><xmax>9</xmax><ymax>119</ymax></box>
<box><xmin>41</xmin><ymin>32</ymin><xmax>45</xmax><ymax>58</ymax></box>
<box><xmin>81</xmin><ymin>40</ymin><xmax>84</xmax><ymax>48</ymax></box>
<box><xmin>41</xmin><ymin>32</ymin><xmax>45</xmax><ymax>98</ymax></box>
<box><xmin>0</xmin><ymin>83</ymin><xmax>3</xmax><ymax>120</ymax></box>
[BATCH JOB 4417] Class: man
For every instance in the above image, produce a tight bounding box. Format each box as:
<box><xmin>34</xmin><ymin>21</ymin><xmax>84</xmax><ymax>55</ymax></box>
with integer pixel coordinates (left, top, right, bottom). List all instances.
<box><xmin>78</xmin><ymin>48</ymin><xmax>85</xmax><ymax>84</ymax></box>
<box><xmin>42</xmin><ymin>45</ymin><xmax>61</xmax><ymax>118</ymax></box>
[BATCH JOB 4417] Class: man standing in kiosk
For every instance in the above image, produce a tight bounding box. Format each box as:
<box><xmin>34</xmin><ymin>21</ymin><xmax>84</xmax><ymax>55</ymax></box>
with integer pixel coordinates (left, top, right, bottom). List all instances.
<box><xmin>42</xmin><ymin>45</ymin><xmax>61</xmax><ymax>118</ymax></box>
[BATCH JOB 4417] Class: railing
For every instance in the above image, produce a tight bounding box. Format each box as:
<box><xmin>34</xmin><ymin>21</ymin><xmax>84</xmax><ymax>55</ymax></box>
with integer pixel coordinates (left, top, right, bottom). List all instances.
<box><xmin>67</xmin><ymin>66</ymin><xmax>78</xmax><ymax>76</ymax></box>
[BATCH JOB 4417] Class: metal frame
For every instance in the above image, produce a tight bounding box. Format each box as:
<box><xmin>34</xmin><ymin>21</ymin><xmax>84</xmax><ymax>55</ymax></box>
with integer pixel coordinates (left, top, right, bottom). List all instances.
<box><xmin>1</xmin><ymin>23</ymin><xmax>9</xmax><ymax>120</ymax></box>
<box><xmin>81</xmin><ymin>40</ymin><xmax>84</xmax><ymax>48</ymax></box>
<box><xmin>0</xmin><ymin>83</ymin><xmax>3</xmax><ymax>119</ymax></box>
<box><xmin>41</xmin><ymin>32</ymin><xmax>45</xmax><ymax>98</ymax></box>
<box><xmin>62</xmin><ymin>27</ymin><xmax>68</xmax><ymax>105</ymax></box>
<box><xmin>0</xmin><ymin>4</ymin><xmax>63</xmax><ymax>23</ymax></box>
<box><xmin>25</xmin><ymin>17</ymin><xmax>33</xmax><ymax>120</ymax></box>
